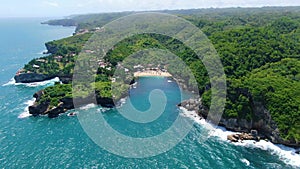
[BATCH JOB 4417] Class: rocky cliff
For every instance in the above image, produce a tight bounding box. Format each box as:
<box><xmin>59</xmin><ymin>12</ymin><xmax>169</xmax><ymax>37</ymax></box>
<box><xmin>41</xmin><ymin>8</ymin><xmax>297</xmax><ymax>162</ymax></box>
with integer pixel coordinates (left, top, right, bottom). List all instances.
<box><xmin>29</xmin><ymin>90</ymin><xmax>115</xmax><ymax>118</ymax></box>
<box><xmin>45</xmin><ymin>42</ymin><xmax>59</xmax><ymax>55</ymax></box>
<box><xmin>178</xmin><ymin>98</ymin><xmax>300</xmax><ymax>148</ymax></box>
<box><xmin>14</xmin><ymin>73</ymin><xmax>55</xmax><ymax>83</ymax></box>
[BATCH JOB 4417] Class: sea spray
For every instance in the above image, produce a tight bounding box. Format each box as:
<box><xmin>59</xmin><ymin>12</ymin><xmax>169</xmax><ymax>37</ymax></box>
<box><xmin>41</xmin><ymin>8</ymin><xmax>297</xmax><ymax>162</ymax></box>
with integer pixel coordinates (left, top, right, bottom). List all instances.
<box><xmin>79</xmin><ymin>104</ymin><xmax>97</xmax><ymax>110</ymax></box>
<box><xmin>2</xmin><ymin>78</ymin><xmax>16</xmax><ymax>86</ymax></box>
<box><xmin>18</xmin><ymin>98</ymin><xmax>35</xmax><ymax>119</ymax></box>
<box><xmin>179</xmin><ymin>107</ymin><xmax>300</xmax><ymax>167</ymax></box>
<box><xmin>2</xmin><ymin>77</ymin><xmax>60</xmax><ymax>87</ymax></box>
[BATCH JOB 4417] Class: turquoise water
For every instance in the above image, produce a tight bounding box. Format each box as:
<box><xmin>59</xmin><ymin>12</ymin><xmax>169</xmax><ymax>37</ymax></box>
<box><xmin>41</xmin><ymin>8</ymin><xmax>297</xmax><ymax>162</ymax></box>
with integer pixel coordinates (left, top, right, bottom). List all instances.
<box><xmin>109</xmin><ymin>77</ymin><xmax>185</xmax><ymax>138</ymax></box>
<box><xmin>0</xmin><ymin>18</ymin><xmax>298</xmax><ymax>168</ymax></box>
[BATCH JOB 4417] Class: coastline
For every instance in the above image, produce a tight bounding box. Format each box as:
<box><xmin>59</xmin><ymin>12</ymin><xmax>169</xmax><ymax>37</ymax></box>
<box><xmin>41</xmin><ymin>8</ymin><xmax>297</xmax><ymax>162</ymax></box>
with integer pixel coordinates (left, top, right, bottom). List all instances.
<box><xmin>21</xmin><ymin>90</ymin><xmax>300</xmax><ymax>167</ymax></box>
<box><xmin>3</xmin><ymin>77</ymin><xmax>60</xmax><ymax>87</ymax></box>
<box><xmin>2</xmin><ymin>8</ymin><xmax>300</xmax><ymax>168</ymax></box>
<box><xmin>16</xmin><ymin>73</ymin><xmax>300</xmax><ymax>167</ymax></box>
<box><xmin>134</xmin><ymin>70</ymin><xmax>172</xmax><ymax>77</ymax></box>
<box><xmin>179</xmin><ymin>107</ymin><xmax>300</xmax><ymax>167</ymax></box>
<box><xmin>18</xmin><ymin>99</ymin><xmax>35</xmax><ymax>119</ymax></box>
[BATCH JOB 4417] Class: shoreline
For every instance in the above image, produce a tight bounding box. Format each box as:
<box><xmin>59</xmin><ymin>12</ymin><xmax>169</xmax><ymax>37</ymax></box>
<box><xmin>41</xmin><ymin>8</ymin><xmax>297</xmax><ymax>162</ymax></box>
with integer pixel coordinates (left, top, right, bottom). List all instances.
<box><xmin>134</xmin><ymin>70</ymin><xmax>172</xmax><ymax>77</ymax></box>
<box><xmin>179</xmin><ymin>107</ymin><xmax>300</xmax><ymax>167</ymax></box>
<box><xmin>17</xmin><ymin>75</ymin><xmax>300</xmax><ymax>167</ymax></box>
<box><xmin>18</xmin><ymin>99</ymin><xmax>35</xmax><ymax>119</ymax></box>
<box><xmin>3</xmin><ymin>77</ymin><xmax>60</xmax><ymax>87</ymax></box>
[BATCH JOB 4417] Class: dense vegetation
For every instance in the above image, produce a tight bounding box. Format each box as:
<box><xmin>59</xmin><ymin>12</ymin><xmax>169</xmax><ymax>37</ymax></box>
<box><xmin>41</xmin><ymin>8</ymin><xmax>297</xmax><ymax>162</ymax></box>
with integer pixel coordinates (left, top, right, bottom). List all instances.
<box><xmin>104</xmin><ymin>34</ymin><xmax>205</xmax><ymax>91</ymax></box>
<box><xmin>38</xmin><ymin>83</ymin><xmax>73</xmax><ymax>108</ymax></box>
<box><xmin>45</xmin><ymin>32</ymin><xmax>92</xmax><ymax>55</ymax></box>
<box><xmin>42</xmin><ymin>19</ymin><xmax>77</xmax><ymax>27</ymax></box>
<box><xmin>38</xmin><ymin>81</ymin><xmax>117</xmax><ymax>109</ymax></box>
<box><xmin>23</xmin><ymin>7</ymin><xmax>300</xmax><ymax>143</ymax></box>
<box><xmin>44</xmin><ymin>12</ymin><xmax>133</xmax><ymax>33</ymax></box>
<box><xmin>240</xmin><ymin>58</ymin><xmax>300</xmax><ymax>141</ymax></box>
<box><xmin>23</xmin><ymin>33</ymin><xmax>92</xmax><ymax>76</ymax></box>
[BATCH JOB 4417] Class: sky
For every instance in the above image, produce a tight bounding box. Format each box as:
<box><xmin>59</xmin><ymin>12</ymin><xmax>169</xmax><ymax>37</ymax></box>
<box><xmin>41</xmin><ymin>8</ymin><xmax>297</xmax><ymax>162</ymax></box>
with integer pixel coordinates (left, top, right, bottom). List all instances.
<box><xmin>0</xmin><ymin>0</ymin><xmax>299</xmax><ymax>18</ymax></box>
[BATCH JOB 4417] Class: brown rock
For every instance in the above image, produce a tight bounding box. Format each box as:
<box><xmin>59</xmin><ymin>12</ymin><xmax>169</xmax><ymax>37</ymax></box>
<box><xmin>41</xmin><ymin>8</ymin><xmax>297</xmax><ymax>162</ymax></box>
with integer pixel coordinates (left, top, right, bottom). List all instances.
<box><xmin>227</xmin><ymin>134</ymin><xmax>239</xmax><ymax>142</ymax></box>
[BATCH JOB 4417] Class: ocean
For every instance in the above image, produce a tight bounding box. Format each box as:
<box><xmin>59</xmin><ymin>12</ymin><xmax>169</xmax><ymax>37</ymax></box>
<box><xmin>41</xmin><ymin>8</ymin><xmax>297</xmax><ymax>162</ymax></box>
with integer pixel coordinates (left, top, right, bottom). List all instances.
<box><xmin>0</xmin><ymin>18</ymin><xmax>299</xmax><ymax>168</ymax></box>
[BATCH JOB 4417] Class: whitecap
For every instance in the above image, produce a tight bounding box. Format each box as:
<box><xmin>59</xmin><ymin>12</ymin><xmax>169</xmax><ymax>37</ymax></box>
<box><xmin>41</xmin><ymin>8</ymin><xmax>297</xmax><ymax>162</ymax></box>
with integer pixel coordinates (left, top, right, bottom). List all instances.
<box><xmin>240</xmin><ymin>158</ymin><xmax>250</xmax><ymax>166</ymax></box>
<box><xmin>79</xmin><ymin>104</ymin><xmax>97</xmax><ymax>110</ymax></box>
<box><xmin>179</xmin><ymin>107</ymin><xmax>300</xmax><ymax>168</ymax></box>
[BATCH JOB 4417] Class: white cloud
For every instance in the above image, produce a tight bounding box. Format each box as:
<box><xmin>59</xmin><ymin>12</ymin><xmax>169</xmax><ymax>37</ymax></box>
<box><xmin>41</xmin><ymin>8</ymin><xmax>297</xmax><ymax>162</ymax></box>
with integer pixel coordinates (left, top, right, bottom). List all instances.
<box><xmin>43</xmin><ymin>1</ymin><xmax>59</xmax><ymax>7</ymax></box>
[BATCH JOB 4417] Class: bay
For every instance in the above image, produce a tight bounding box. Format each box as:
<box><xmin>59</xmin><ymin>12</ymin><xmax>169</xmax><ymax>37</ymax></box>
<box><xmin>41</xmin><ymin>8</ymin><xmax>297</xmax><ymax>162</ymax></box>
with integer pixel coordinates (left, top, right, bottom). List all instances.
<box><xmin>0</xmin><ymin>18</ymin><xmax>298</xmax><ymax>169</ymax></box>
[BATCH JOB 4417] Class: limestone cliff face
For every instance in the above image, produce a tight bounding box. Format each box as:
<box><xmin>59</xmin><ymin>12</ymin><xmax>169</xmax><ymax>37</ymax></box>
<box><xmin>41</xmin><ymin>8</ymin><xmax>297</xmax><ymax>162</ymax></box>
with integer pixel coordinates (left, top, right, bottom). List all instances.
<box><xmin>14</xmin><ymin>73</ymin><xmax>55</xmax><ymax>83</ymax></box>
<box><xmin>179</xmin><ymin>98</ymin><xmax>299</xmax><ymax>148</ymax></box>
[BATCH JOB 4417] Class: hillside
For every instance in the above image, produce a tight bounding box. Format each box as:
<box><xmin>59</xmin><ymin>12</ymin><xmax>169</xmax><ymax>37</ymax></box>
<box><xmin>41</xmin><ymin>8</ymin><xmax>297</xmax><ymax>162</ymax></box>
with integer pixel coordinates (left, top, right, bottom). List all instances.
<box><xmin>16</xmin><ymin>7</ymin><xmax>300</xmax><ymax>147</ymax></box>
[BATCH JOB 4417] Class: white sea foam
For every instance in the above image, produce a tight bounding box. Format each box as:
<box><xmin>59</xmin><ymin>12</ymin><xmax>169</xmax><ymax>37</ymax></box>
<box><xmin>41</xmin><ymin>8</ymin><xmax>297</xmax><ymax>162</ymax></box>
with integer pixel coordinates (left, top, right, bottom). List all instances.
<box><xmin>116</xmin><ymin>97</ymin><xmax>127</xmax><ymax>108</ymax></box>
<box><xmin>97</xmin><ymin>107</ymin><xmax>110</xmax><ymax>113</ymax></box>
<box><xmin>67</xmin><ymin>111</ymin><xmax>78</xmax><ymax>117</ymax></box>
<box><xmin>79</xmin><ymin>104</ymin><xmax>97</xmax><ymax>110</ymax></box>
<box><xmin>179</xmin><ymin>107</ymin><xmax>300</xmax><ymax>167</ymax></box>
<box><xmin>131</xmin><ymin>82</ymin><xmax>137</xmax><ymax>89</ymax></box>
<box><xmin>2</xmin><ymin>78</ymin><xmax>16</xmax><ymax>86</ymax></box>
<box><xmin>18</xmin><ymin>99</ymin><xmax>35</xmax><ymax>119</ymax></box>
<box><xmin>3</xmin><ymin>77</ymin><xmax>60</xmax><ymax>87</ymax></box>
<box><xmin>240</xmin><ymin>158</ymin><xmax>250</xmax><ymax>166</ymax></box>
<box><xmin>38</xmin><ymin>50</ymin><xmax>48</xmax><ymax>55</ymax></box>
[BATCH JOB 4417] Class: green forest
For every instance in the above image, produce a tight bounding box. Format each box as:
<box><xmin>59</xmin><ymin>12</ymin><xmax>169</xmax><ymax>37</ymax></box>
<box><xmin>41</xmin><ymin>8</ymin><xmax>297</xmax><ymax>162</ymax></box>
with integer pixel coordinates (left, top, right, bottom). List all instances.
<box><xmin>23</xmin><ymin>7</ymin><xmax>300</xmax><ymax>143</ymax></box>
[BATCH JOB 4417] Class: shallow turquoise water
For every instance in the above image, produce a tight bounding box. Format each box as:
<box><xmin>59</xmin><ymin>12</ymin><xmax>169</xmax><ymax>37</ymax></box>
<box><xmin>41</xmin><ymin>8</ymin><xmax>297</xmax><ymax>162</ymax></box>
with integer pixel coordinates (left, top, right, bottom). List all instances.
<box><xmin>0</xmin><ymin>18</ymin><xmax>298</xmax><ymax>168</ymax></box>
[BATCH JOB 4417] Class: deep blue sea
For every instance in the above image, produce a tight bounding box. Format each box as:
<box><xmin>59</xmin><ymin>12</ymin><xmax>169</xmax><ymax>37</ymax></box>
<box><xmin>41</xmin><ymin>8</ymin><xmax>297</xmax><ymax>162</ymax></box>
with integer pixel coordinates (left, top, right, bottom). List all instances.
<box><xmin>0</xmin><ymin>18</ymin><xmax>299</xmax><ymax>168</ymax></box>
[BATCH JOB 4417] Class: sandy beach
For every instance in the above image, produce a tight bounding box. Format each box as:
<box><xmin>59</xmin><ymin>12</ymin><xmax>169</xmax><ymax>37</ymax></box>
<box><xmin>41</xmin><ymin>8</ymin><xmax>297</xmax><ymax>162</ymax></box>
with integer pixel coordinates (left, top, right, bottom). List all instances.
<box><xmin>134</xmin><ymin>70</ymin><xmax>172</xmax><ymax>77</ymax></box>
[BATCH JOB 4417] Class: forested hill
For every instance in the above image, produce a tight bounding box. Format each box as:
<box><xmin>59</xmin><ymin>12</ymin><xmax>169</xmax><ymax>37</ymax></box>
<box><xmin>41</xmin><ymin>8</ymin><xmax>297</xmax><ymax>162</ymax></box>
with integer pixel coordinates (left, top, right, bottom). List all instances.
<box><xmin>21</xmin><ymin>6</ymin><xmax>300</xmax><ymax>147</ymax></box>
<box><xmin>43</xmin><ymin>6</ymin><xmax>300</xmax><ymax>33</ymax></box>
